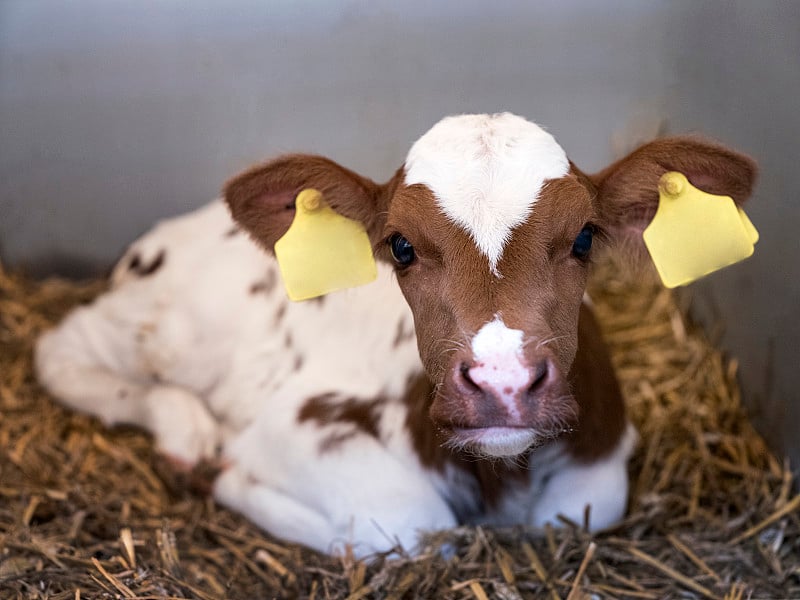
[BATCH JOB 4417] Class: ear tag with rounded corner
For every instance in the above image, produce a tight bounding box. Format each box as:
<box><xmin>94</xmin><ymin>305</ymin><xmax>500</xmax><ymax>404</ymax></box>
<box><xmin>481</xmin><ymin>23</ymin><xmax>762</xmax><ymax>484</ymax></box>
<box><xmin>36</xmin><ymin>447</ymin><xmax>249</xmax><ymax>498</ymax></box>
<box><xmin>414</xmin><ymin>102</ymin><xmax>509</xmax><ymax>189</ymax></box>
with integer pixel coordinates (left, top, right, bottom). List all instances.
<box><xmin>274</xmin><ymin>189</ymin><xmax>377</xmax><ymax>301</ymax></box>
<box><xmin>642</xmin><ymin>172</ymin><xmax>758</xmax><ymax>288</ymax></box>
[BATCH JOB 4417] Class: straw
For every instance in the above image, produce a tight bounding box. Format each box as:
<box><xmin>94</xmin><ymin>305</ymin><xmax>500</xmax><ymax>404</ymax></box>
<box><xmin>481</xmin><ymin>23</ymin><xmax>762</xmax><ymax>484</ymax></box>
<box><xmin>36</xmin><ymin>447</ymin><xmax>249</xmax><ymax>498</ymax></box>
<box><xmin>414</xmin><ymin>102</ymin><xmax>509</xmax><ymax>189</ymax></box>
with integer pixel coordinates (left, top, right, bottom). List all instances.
<box><xmin>1</xmin><ymin>255</ymin><xmax>797</xmax><ymax>598</ymax></box>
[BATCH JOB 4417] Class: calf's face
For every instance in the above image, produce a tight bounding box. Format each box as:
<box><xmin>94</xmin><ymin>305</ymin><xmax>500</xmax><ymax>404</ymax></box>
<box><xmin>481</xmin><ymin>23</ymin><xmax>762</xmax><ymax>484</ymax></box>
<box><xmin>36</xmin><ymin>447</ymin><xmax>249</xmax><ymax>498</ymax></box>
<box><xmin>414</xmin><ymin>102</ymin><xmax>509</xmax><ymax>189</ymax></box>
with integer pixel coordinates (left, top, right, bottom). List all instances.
<box><xmin>382</xmin><ymin>115</ymin><xmax>593</xmax><ymax>457</ymax></box>
<box><xmin>226</xmin><ymin>112</ymin><xmax>756</xmax><ymax>458</ymax></box>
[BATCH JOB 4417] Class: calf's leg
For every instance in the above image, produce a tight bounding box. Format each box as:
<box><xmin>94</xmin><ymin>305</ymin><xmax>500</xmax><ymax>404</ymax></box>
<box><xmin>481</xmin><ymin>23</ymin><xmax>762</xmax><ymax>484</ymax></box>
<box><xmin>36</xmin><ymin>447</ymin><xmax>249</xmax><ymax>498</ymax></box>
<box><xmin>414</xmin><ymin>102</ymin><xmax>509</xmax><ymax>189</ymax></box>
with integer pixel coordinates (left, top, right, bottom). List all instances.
<box><xmin>35</xmin><ymin>301</ymin><xmax>221</xmax><ymax>466</ymax></box>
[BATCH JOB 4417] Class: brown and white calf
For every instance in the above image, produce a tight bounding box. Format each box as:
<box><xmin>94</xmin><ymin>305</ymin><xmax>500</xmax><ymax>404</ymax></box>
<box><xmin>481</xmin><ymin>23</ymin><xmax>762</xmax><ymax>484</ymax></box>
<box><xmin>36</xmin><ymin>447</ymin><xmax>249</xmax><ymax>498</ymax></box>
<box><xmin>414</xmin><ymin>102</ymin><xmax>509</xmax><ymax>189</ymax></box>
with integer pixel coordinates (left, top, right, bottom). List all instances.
<box><xmin>35</xmin><ymin>113</ymin><xmax>756</xmax><ymax>557</ymax></box>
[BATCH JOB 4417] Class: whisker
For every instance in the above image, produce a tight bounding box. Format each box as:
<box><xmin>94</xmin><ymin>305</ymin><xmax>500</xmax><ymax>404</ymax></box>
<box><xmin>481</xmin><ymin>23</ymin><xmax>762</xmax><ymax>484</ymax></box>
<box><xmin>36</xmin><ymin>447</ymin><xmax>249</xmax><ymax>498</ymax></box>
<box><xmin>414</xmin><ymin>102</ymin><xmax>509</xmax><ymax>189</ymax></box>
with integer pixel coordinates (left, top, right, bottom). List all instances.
<box><xmin>427</xmin><ymin>336</ymin><xmax>470</xmax><ymax>364</ymax></box>
<box><xmin>521</xmin><ymin>334</ymin><xmax>569</xmax><ymax>351</ymax></box>
<box><xmin>538</xmin><ymin>335</ymin><xmax>567</xmax><ymax>350</ymax></box>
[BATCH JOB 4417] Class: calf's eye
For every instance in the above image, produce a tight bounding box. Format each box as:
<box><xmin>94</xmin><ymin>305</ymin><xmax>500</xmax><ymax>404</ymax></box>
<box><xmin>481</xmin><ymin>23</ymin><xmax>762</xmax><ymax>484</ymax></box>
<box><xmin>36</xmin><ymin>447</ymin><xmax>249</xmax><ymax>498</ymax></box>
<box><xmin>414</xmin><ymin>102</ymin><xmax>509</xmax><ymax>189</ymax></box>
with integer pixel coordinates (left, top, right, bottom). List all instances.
<box><xmin>571</xmin><ymin>225</ymin><xmax>594</xmax><ymax>261</ymax></box>
<box><xmin>389</xmin><ymin>233</ymin><xmax>416</xmax><ymax>267</ymax></box>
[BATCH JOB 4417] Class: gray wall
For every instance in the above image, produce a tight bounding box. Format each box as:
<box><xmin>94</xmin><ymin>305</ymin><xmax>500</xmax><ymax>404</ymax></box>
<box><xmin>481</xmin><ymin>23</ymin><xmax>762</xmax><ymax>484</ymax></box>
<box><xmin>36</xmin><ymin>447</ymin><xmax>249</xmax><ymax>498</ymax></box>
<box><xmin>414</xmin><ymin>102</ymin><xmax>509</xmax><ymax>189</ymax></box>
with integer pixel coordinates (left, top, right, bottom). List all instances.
<box><xmin>1</xmin><ymin>1</ymin><xmax>798</xmax><ymax>468</ymax></box>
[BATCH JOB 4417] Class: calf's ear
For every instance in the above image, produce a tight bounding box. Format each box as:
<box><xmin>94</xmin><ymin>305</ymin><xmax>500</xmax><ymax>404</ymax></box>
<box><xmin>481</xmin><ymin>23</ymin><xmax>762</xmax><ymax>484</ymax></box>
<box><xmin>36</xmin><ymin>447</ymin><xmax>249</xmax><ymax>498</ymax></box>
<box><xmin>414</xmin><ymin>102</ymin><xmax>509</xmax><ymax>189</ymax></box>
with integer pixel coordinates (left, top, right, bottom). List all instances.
<box><xmin>589</xmin><ymin>136</ymin><xmax>758</xmax><ymax>249</ymax></box>
<box><xmin>224</xmin><ymin>154</ymin><xmax>388</xmax><ymax>253</ymax></box>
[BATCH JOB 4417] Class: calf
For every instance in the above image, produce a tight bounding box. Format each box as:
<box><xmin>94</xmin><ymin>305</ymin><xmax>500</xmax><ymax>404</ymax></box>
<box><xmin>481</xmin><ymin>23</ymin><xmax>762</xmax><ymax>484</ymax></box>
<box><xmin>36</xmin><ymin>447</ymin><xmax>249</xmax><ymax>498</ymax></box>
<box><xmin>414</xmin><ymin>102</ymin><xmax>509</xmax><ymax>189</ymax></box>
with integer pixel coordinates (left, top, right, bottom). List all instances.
<box><xmin>35</xmin><ymin>113</ymin><xmax>756</xmax><ymax>557</ymax></box>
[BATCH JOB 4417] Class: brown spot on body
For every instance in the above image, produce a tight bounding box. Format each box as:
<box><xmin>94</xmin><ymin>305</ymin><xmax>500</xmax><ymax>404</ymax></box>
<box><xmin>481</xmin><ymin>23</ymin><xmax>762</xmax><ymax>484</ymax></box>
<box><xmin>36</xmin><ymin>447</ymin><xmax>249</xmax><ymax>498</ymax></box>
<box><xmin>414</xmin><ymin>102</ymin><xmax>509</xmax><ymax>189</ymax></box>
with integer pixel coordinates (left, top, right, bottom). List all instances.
<box><xmin>273</xmin><ymin>302</ymin><xmax>287</xmax><ymax>325</ymax></box>
<box><xmin>225</xmin><ymin>226</ymin><xmax>241</xmax><ymax>237</ymax></box>
<box><xmin>250</xmin><ymin>269</ymin><xmax>278</xmax><ymax>295</ymax></box>
<box><xmin>298</xmin><ymin>393</ymin><xmax>384</xmax><ymax>452</ymax></box>
<box><xmin>293</xmin><ymin>355</ymin><xmax>304</xmax><ymax>371</ymax></box>
<box><xmin>249</xmin><ymin>282</ymin><xmax>267</xmax><ymax>295</ymax></box>
<box><xmin>392</xmin><ymin>317</ymin><xmax>415</xmax><ymax>348</ymax></box>
<box><xmin>319</xmin><ymin>430</ymin><xmax>358</xmax><ymax>453</ymax></box>
<box><xmin>128</xmin><ymin>250</ymin><xmax>166</xmax><ymax>277</ymax></box>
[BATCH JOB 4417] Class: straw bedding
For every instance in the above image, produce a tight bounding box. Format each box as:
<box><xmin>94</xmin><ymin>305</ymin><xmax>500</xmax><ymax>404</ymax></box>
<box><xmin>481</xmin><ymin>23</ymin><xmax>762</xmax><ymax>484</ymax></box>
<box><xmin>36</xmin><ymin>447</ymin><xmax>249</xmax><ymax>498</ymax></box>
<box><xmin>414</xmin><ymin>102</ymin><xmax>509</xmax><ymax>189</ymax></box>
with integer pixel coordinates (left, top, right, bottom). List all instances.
<box><xmin>0</xmin><ymin>256</ymin><xmax>797</xmax><ymax>599</ymax></box>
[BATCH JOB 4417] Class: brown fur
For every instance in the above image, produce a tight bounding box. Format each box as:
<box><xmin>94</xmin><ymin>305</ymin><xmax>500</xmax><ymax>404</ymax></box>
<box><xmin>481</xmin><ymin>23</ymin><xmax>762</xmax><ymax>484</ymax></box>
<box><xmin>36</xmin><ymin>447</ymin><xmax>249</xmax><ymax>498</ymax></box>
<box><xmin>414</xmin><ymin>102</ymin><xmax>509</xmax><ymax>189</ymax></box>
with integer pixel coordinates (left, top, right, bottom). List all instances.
<box><xmin>400</xmin><ymin>373</ymin><xmax>446</xmax><ymax>470</ymax></box>
<box><xmin>249</xmin><ymin>281</ymin><xmax>268</xmax><ymax>295</ymax></box>
<box><xmin>128</xmin><ymin>250</ymin><xmax>166</xmax><ymax>277</ymax></box>
<box><xmin>566</xmin><ymin>303</ymin><xmax>626</xmax><ymax>461</ymax></box>
<box><xmin>297</xmin><ymin>393</ymin><xmax>384</xmax><ymax>452</ymax></box>
<box><xmin>224</xmin><ymin>154</ymin><xmax>388</xmax><ymax>254</ymax></box>
<box><xmin>272</xmin><ymin>302</ymin><xmax>287</xmax><ymax>326</ymax></box>
<box><xmin>392</xmin><ymin>317</ymin><xmax>416</xmax><ymax>349</ymax></box>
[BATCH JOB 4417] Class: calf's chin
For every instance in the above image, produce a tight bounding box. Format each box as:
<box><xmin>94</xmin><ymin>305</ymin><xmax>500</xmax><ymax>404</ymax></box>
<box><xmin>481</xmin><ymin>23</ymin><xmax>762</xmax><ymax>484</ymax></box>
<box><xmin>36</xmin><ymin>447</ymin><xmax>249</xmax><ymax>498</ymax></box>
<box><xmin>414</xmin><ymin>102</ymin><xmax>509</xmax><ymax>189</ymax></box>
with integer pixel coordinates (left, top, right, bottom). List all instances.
<box><xmin>447</xmin><ymin>427</ymin><xmax>541</xmax><ymax>458</ymax></box>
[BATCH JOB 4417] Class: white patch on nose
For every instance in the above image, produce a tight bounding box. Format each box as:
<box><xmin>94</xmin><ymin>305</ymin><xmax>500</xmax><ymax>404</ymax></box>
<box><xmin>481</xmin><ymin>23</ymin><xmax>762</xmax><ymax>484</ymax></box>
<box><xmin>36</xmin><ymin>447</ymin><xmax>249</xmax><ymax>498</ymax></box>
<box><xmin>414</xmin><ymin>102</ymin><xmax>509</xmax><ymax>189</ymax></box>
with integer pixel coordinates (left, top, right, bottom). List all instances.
<box><xmin>404</xmin><ymin>112</ymin><xmax>569</xmax><ymax>274</ymax></box>
<box><xmin>469</xmin><ymin>317</ymin><xmax>529</xmax><ymax>420</ymax></box>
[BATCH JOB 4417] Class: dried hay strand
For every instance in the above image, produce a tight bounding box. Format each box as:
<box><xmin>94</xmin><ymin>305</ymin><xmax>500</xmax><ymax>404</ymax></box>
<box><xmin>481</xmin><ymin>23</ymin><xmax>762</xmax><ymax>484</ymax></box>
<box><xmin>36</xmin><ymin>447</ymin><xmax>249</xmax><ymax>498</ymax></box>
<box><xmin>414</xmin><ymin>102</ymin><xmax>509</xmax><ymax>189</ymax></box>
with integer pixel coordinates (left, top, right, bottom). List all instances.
<box><xmin>1</xmin><ymin>256</ymin><xmax>798</xmax><ymax>599</ymax></box>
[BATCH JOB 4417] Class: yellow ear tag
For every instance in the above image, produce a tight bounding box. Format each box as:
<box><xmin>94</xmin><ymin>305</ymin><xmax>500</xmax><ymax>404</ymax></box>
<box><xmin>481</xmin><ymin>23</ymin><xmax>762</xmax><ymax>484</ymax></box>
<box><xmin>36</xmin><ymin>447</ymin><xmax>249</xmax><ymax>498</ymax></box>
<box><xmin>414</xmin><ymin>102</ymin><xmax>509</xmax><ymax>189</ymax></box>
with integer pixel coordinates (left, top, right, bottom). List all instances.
<box><xmin>642</xmin><ymin>172</ymin><xmax>758</xmax><ymax>288</ymax></box>
<box><xmin>274</xmin><ymin>189</ymin><xmax>377</xmax><ymax>301</ymax></box>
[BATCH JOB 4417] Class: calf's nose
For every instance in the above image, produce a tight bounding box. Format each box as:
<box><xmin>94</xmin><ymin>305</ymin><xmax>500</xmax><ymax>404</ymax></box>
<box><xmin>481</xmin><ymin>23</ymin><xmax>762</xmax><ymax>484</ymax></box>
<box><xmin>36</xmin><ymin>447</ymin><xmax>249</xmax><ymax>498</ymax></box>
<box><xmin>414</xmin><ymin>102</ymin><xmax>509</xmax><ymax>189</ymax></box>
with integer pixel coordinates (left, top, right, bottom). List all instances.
<box><xmin>455</xmin><ymin>355</ymin><xmax>559</xmax><ymax>421</ymax></box>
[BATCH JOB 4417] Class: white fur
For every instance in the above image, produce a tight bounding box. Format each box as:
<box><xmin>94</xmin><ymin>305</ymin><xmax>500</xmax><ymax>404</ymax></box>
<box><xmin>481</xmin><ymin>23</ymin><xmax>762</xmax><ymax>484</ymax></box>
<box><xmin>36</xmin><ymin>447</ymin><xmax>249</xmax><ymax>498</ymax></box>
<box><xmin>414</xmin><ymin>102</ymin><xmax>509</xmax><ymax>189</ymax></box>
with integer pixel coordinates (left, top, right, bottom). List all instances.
<box><xmin>404</xmin><ymin>113</ymin><xmax>569</xmax><ymax>274</ymax></box>
<box><xmin>35</xmin><ymin>200</ymin><xmax>451</xmax><ymax>556</ymax></box>
<box><xmin>487</xmin><ymin>422</ymin><xmax>638</xmax><ymax>530</ymax></box>
<box><xmin>216</xmin><ymin>398</ymin><xmax>457</xmax><ymax>556</ymax></box>
<box><xmin>530</xmin><ymin>422</ymin><xmax>638</xmax><ymax>529</ymax></box>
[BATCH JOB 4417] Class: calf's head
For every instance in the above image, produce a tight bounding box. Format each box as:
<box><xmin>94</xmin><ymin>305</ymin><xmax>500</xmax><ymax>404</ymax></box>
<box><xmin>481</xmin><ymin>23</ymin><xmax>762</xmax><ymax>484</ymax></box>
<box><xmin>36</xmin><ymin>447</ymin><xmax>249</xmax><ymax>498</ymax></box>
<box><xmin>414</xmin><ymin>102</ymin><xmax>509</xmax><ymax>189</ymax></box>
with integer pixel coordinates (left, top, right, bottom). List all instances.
<box><xmin>226</xmin><ymin>113</ymin><xmax>756</xmax><ymax>458</ymax></box>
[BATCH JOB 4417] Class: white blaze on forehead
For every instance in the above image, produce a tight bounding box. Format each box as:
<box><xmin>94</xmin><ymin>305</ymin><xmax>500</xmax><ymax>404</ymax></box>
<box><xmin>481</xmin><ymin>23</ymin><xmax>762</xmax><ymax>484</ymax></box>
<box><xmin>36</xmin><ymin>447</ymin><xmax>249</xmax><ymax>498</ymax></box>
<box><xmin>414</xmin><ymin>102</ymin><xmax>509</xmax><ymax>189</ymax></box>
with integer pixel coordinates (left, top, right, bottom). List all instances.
<box><xmin>404</xmin><ymin>113</ymin><xmax>569</xmax><ymax>273</ymax></box>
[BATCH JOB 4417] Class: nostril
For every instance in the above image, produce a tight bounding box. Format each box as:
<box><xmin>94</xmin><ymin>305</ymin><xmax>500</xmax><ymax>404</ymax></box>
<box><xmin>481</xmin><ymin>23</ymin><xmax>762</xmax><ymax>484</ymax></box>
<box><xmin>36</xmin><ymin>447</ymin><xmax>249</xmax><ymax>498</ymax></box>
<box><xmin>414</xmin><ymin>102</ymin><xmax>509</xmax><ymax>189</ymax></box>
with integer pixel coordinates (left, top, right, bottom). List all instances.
<box><xmin>459</xmin><ymin>362</ymin><xmax>481</xmax><ymax>391</ymax></box>
<box><xmin>528</xmin><ymin>360</ymin><xmax>550</xmax><ymax>393</ymax></box>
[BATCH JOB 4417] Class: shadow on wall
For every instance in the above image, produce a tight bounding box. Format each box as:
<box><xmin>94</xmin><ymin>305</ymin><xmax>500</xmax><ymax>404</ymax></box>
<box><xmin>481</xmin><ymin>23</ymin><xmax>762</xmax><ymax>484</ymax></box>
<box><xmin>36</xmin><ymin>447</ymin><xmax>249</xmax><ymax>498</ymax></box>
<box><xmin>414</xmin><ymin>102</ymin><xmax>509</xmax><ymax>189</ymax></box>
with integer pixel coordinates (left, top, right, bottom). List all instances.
<box><xmin>10</xmin><ymin>254</ymin><xmax>112</xmax><ymax>280</ymax></box>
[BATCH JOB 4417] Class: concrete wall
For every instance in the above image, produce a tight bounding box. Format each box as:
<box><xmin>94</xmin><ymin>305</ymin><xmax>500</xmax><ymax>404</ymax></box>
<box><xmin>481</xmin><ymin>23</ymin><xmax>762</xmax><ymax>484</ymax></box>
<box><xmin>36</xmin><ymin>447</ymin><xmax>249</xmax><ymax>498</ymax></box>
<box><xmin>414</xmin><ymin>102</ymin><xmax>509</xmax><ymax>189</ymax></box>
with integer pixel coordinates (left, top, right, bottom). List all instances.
<box><xmin>1</xmin><ymin>1</ymin><xmax>798</xmax><ymax>469</ymax></box>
